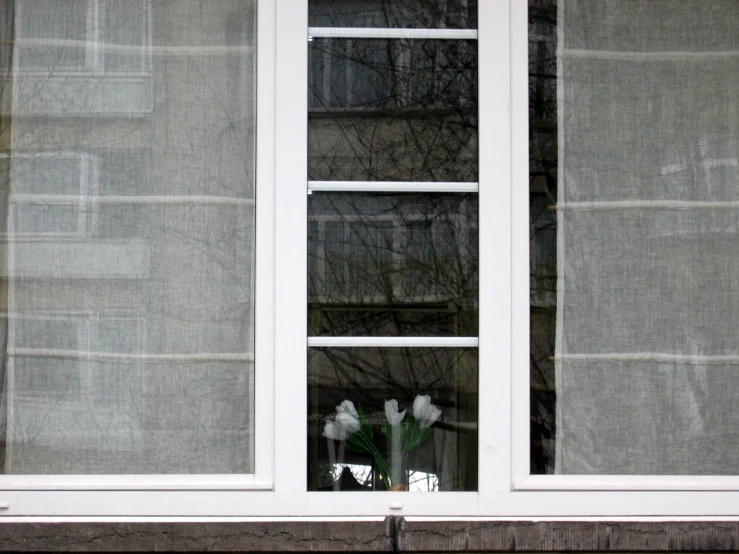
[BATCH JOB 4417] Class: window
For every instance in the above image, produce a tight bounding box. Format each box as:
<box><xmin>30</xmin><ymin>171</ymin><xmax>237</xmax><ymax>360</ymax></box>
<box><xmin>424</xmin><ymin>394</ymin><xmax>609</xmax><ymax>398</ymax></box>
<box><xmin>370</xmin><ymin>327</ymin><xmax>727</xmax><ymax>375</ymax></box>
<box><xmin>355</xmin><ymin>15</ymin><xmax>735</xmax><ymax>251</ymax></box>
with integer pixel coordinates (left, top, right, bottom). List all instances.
<box><xmin>0</xmin><ymin>0</ymin><xmax>736</xmax><ymax>518</ymax></box>
<box><xmin>524</xmin><ymin>0</ymin><xmax>739</xmax><ymax>485</ymax></box>
<box><xmin>306</xmin><ymin>0</ymin><xmax>479</xmax><ymax>494</ymax></box>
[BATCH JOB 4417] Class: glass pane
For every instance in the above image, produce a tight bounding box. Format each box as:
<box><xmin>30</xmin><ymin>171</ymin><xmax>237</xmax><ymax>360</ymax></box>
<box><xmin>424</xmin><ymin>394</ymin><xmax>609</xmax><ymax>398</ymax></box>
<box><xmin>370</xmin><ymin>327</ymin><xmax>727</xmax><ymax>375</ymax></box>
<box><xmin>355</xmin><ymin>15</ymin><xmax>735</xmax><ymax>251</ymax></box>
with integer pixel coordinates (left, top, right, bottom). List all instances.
<box><xmin>531</xmin><ymin>0</ymin><xmax>739</xmax><ymax>475</ymax></box>
<box><xmin>528</xmin><ymin>0</ymin><xmax>557</xmax><ymax>475</ymax></box>
<box><xmin>0</xmin><ymin>0</ymin><xmax>257</xmax><ymax>474</ymax></box>
<box><xmin>308</xmin><ymin>347</ymin><xmax>478</xmax><ymax>491</ymax></box>
<box><xmin>309</xmin><ymin>38</ymin><xmax>477</xmax><ymax>182</ymax></box>
<box><xmin>309</xmin><ymin>0</ymin><xmax>477</xmax><ymax>29</ymax></box>
<box><xmin>309</xmin><ymin>193</ymin><xmax>478</xmax><ymax>337</ymax></box>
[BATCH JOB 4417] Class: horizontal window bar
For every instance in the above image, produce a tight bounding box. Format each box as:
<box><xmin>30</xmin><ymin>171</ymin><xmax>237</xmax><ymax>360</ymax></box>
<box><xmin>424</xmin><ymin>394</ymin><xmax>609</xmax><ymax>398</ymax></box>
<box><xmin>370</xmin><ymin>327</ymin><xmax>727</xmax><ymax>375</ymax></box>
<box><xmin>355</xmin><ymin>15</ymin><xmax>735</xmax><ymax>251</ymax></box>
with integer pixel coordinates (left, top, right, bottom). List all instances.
<box><xmin>308</xmin><ymin>337</ymin><xmax>478</xmax><ymax>348</ymax></box>
<box><xmin>553</xmin><ymin>200</ymin><xmax>739</xmax><ymax>211</ymax></box>
<box><xmin>12</xmin><ymin>38</ymin><xmax>256</xmax><ymax>56</ymax></box>
<box><xmin>308</xmin><ymin>27</ymin><xmax>478</xmax><ymax>40</ymax></box>
<box><xmin>7</xmin><ymin>348</ymin><xmax>254</xmax><ymax>363</ymax></box>
<box><xmin>560</xmin><ymin>48</ymin><xmax>739</xmax><ymax>61</ymax></box>
<box><xmin>555</xmin><ymin>353</ymin><xmax>739</xmax><ymax>365</ymax></box>
<box><xmin>10</xmin><ymin>194</ymin><xmax>255</xmax><ymax>206</ymax></box>
<box><xmin>308</xmin><ymin>181</ymin><xmax>478</xmax><ymax>193</ymax></box>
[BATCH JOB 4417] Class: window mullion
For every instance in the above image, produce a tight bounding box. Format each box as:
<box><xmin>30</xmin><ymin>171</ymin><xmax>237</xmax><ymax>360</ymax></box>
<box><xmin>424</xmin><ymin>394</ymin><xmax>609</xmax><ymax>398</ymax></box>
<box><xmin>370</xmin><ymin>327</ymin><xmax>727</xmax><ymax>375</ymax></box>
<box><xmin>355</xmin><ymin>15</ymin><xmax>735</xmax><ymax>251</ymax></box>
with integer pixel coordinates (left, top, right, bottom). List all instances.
<box><xmin>477</xmin><ymin>0</ymin><xmax>512</xmax><ymax>495</ymax></box>
<box><xmin>273</xmin><ymin>0</ymin><xmax>309</xmax><ymax>495</ymax></box>
<box><xmin>510</xmin><ymin>0</ymin><xmax>533</xmax><ymax>490</ymax></box>
<box><xmin>253</xmin><ymin>0</ymin><xmax>278</xmax><ymax>486</ymax></box>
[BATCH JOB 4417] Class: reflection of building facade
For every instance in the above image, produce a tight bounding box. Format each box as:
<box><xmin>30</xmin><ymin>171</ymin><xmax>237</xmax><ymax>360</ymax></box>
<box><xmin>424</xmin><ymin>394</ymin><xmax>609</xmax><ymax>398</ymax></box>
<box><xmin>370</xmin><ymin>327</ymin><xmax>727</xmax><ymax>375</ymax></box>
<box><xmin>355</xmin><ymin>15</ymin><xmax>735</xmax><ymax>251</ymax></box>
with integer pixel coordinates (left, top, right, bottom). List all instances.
<box><xmin>0</xmin><ymin>0</ymin><xmax>256</xmax><ymax>474</ymax></box>
<box><xmin>308</xmin><ymin>37</ymin><xmax>477</xmax><ymax>182</ymax></box>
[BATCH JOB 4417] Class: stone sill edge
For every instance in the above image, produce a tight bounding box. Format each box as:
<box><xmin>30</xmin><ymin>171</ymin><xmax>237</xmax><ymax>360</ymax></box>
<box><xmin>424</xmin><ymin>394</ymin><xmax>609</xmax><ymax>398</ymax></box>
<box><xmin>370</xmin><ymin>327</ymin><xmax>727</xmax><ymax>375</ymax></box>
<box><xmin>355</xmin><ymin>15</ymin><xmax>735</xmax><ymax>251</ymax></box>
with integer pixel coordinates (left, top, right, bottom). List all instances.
<box><xmin>1</xmin><ymin>519</ymin><xmax>739</xmax><ymax>552</ymax></box>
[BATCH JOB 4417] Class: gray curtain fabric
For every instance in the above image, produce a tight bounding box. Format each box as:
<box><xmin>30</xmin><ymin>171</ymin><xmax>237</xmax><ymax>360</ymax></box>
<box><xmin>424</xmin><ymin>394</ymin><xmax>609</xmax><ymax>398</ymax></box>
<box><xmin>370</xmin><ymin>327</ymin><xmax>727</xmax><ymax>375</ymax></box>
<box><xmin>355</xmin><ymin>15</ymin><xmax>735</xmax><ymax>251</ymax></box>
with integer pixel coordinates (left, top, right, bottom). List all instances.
<box><xmin>556</xmin><ymin>0</ymin><xmax>739</xmax><ymax>474</ymax></box>
<box><xmin>1</xmin><ymin>0</ymin><xmax>256</xmax><ymax>474</ymax></box>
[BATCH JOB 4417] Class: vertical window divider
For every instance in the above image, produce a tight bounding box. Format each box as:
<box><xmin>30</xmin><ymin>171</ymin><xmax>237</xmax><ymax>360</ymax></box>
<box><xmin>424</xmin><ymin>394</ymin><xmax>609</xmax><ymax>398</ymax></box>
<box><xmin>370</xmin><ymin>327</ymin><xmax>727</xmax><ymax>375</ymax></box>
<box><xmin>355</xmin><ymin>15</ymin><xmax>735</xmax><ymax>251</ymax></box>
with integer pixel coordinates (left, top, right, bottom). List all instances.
<box><xmin>477</xmin><ymin>0</ymin><xmax>512</xmax><ymax>497</ymax></box>
<box><xmin>510</xmin><ymin>0</ymin><xmax>533</xmax><ymax>490</ymax></box>
<box><xmin>274</xmin><ymin>0</ymin><xmax>309</xmax><ymax>495</ymax></box>
<box><xmin>253</xmin><ymin>0</ymin><xmax>278</xmax><ymax>487</ymax></box>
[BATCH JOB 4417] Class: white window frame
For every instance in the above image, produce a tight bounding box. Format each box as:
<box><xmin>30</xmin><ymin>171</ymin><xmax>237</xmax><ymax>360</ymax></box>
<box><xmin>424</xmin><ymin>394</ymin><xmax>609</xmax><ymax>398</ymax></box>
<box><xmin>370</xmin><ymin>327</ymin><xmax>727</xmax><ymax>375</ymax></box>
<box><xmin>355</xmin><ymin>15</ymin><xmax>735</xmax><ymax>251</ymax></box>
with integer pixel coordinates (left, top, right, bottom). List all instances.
<box><xmin>0</xmin><ymin>0</ymin><xmax>738</xmax><ymax>519</ymax></box>
<box><xmin>0</xmin><ymin>0</ymin><xmax>275</xmax><ymax>507</ymax></box>
<box><xmin>508</xmin><ymin>0</ymin><xmax>739</xmax><ymax>510</ymax></box>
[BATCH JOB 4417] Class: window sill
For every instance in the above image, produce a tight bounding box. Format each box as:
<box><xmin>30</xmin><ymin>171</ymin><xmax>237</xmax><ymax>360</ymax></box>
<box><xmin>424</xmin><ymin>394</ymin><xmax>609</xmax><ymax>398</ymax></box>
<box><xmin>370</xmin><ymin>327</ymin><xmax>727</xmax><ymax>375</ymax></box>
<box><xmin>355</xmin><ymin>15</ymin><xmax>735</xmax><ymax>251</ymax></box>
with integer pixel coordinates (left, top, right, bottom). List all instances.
<box><xmin>0</xmin><ymin>519</ymin><xmax>738</xmax><ymax>552</ymax></box>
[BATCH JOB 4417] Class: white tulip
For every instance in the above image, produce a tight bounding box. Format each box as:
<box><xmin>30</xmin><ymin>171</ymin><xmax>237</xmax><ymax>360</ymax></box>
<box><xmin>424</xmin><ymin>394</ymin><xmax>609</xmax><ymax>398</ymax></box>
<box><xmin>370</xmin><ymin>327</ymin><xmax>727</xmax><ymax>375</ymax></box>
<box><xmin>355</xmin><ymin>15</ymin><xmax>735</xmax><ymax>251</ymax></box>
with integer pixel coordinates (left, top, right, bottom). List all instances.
<box><xmin>384</xmin><ymin>399</ymin><xmax>406</xmax><ymax>426</ymax></box>
<box><xmin>336</xmin><ymin>410</ymin><xmax>361</xmax><ymax>434</ymax></box>
<box><xmin>322</xmin><ymin>420</ymin><xmax>348</xmax><ymax>441</ymax></box>
<box><xmin>412</xmin><ymin>394</ymin><xmax>442</xmax><ymax>428</ymax></box>
<box><xmin>322</xmin><ymin>399</ymin><xmax>361</xmax><ymax>441</ymax></box>
<box><xmin>336</xmin><ymin>400</ymin><xmax>358</xmax><ymax>420</ymax></box>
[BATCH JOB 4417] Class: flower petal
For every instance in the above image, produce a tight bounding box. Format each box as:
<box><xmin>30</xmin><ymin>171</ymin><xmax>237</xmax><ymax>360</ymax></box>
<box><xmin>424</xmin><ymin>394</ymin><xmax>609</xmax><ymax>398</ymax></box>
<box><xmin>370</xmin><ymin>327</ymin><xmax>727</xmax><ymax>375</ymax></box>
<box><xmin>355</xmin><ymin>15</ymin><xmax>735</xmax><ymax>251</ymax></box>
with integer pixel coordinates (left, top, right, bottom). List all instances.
<box><xmin>336</xmin><ymin>399</ymin><xmax>358</xmax><ymax>419</ymax></box>
<box><xmin>323</xmin><ymin>421</ymin><xmax>348</xmax><ymax>440</ymax></box>
<box><xmin>385</xmin><ymin>399</ymin><xmax>406</xmax><ymax>425</ymax></box>
<box><xmin>413</xmin><ymin>394</ymin><xmax>431</xmax><ymax>420</ymax></box>
<box><xmin>336</xmin><ymin>411</ymin><xmax>361</xmax><ymax>434</ymax></box>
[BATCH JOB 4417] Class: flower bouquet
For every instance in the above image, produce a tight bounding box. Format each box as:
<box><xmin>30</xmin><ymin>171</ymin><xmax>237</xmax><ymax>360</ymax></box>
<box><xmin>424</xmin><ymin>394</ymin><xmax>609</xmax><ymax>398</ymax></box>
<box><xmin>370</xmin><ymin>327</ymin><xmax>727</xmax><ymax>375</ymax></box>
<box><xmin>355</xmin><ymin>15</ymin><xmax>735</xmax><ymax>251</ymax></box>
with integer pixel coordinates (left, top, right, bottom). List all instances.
<box><xmin>322</xmin><ymin>395</ymin><xmax>442</xmax><ymax>491</ymax></box>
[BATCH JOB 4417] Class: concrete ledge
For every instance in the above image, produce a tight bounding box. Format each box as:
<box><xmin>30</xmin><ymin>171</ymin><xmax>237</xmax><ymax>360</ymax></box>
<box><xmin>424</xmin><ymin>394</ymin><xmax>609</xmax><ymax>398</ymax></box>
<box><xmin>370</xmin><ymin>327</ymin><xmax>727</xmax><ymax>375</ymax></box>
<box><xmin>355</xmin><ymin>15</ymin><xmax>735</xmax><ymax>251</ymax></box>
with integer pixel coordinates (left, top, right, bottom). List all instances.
<box><xmin>1</xmin><ymin>519</ymin><xmax>739</xmax><ymax>552</ymax></box>
<box><xmin>396</xmin><ymin>519</ymin><xmax>739</xmax><ymax>552</ymax></box>
<box><xmin>0</xmin><ymin>519</ymin><xmax>394</xmax><ymax>552</ymax></box>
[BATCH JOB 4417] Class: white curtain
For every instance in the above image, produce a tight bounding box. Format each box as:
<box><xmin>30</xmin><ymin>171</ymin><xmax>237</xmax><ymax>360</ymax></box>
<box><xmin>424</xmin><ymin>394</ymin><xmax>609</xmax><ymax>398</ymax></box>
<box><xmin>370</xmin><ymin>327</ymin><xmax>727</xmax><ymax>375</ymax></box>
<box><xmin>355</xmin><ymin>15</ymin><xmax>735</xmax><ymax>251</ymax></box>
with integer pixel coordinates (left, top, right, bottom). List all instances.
<box><xmin>1</xmin><ymin>0</ymin><xmax>256</xmax><ymax>474</ymax></box>
<box><xmin>556</xmin><ymin>0</ymin><xmax>739</xmax><ymax>474</ymax></box>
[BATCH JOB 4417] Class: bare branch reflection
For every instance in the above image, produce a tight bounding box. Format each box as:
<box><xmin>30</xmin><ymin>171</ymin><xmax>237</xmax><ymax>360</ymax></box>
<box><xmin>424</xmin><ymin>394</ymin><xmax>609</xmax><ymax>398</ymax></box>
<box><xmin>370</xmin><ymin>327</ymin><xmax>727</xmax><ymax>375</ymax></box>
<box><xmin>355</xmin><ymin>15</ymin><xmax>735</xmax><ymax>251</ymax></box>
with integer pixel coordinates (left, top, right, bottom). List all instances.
<box><xmin>529</xmin><ymin>0</ymin><xmax>557</xmax><ymax>474</ymax></box>
<box><xmin>309</xmin><ymin>193</ymin><xmax>477</xmax><ymax>337</ymax></box>
<box><xmin>307</xmin><ymin>25</ymin><xmax>479</xmax><ymax>491</ymax></box>
<box><xmin>308</xmin><ymin>347</ymin><xmax>478</xmax><ymax>491</ymax></box>
<box><xmin>309</xmin><ymin>0</ymin><xmax>478</xmax><ymax>30</ymax></box>
<box><xmin>309</xmin><ymin>38</ymin><xmax>477</xmax><ymax>182</ymax></box>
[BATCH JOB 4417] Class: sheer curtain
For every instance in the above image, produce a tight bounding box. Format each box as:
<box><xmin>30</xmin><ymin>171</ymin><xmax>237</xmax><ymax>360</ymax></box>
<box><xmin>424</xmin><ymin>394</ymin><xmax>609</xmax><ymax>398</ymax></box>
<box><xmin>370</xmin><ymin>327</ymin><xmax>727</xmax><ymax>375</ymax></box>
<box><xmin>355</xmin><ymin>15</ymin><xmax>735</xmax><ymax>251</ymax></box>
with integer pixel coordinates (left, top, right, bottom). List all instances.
<box><xmin>0</xmin><ymin>0</ymin><xmax>256</xmax><ymax>474</ymax></box>
<box><xmin>556</xmin><ymin>0</ymin><xmax>739</xmax><ymax>474</ymax></box>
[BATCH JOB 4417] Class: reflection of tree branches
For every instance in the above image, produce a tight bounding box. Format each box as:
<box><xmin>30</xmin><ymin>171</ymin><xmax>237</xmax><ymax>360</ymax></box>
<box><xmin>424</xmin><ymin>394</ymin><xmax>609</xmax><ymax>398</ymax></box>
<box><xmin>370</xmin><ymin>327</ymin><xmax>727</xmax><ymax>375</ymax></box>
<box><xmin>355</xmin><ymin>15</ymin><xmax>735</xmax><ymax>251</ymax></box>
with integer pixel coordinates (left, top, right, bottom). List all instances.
<box><xmin>528</xmin><ymin>0</ymin><xmax>557</xmax><ymax>474</ymax></box>
<box><xmin>309</xmin><ymin>38</ymin><xmax>477</xmax><ymax>182</ymax></box>
<box><xmin>0</xmin><ymin>0</ymin><xmax>13</xmax><ymax>470</ymax></box>
<box><xmin>313</xmin><ymin>347</ymin><xmax>476</xmax><ymax>410</ymax></box>
<box><xmin>310</xmin><ymin>0</ymin><xmax>477</xmax><ymax>31</ymax></box>
<box><xmin>308</xmin><ymin>193</ymin><xmax>477</xmax><ymax>337</ymax></box>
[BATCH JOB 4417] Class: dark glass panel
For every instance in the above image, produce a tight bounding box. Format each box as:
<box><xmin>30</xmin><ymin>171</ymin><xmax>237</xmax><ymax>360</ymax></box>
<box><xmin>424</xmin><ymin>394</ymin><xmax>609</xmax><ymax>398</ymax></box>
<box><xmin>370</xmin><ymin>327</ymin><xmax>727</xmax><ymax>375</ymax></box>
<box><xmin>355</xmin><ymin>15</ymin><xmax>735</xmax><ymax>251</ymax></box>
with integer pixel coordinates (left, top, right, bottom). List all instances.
<box><xmin>309</xmin><ymin>39</ymin><xmax>477</xmax><ymax>182</ymax></box>
<box><xmin>308</xmin><ymin>193</ymin><xmax>478</xmax><ymax>337</ymax></box>
<box><xmin>308</xmin><ymin>347</ymin><xmax>478</xmax><ymax>491</ymax></box>
<box><xmin>529</xmin><ymin>0</ymin><xmax>557</xmax><ymax>474</ymax></box>
<box><xmin>309</xmin><ymin>0</ymin><xmax>477</xmax><ymax>30</ymax></box>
